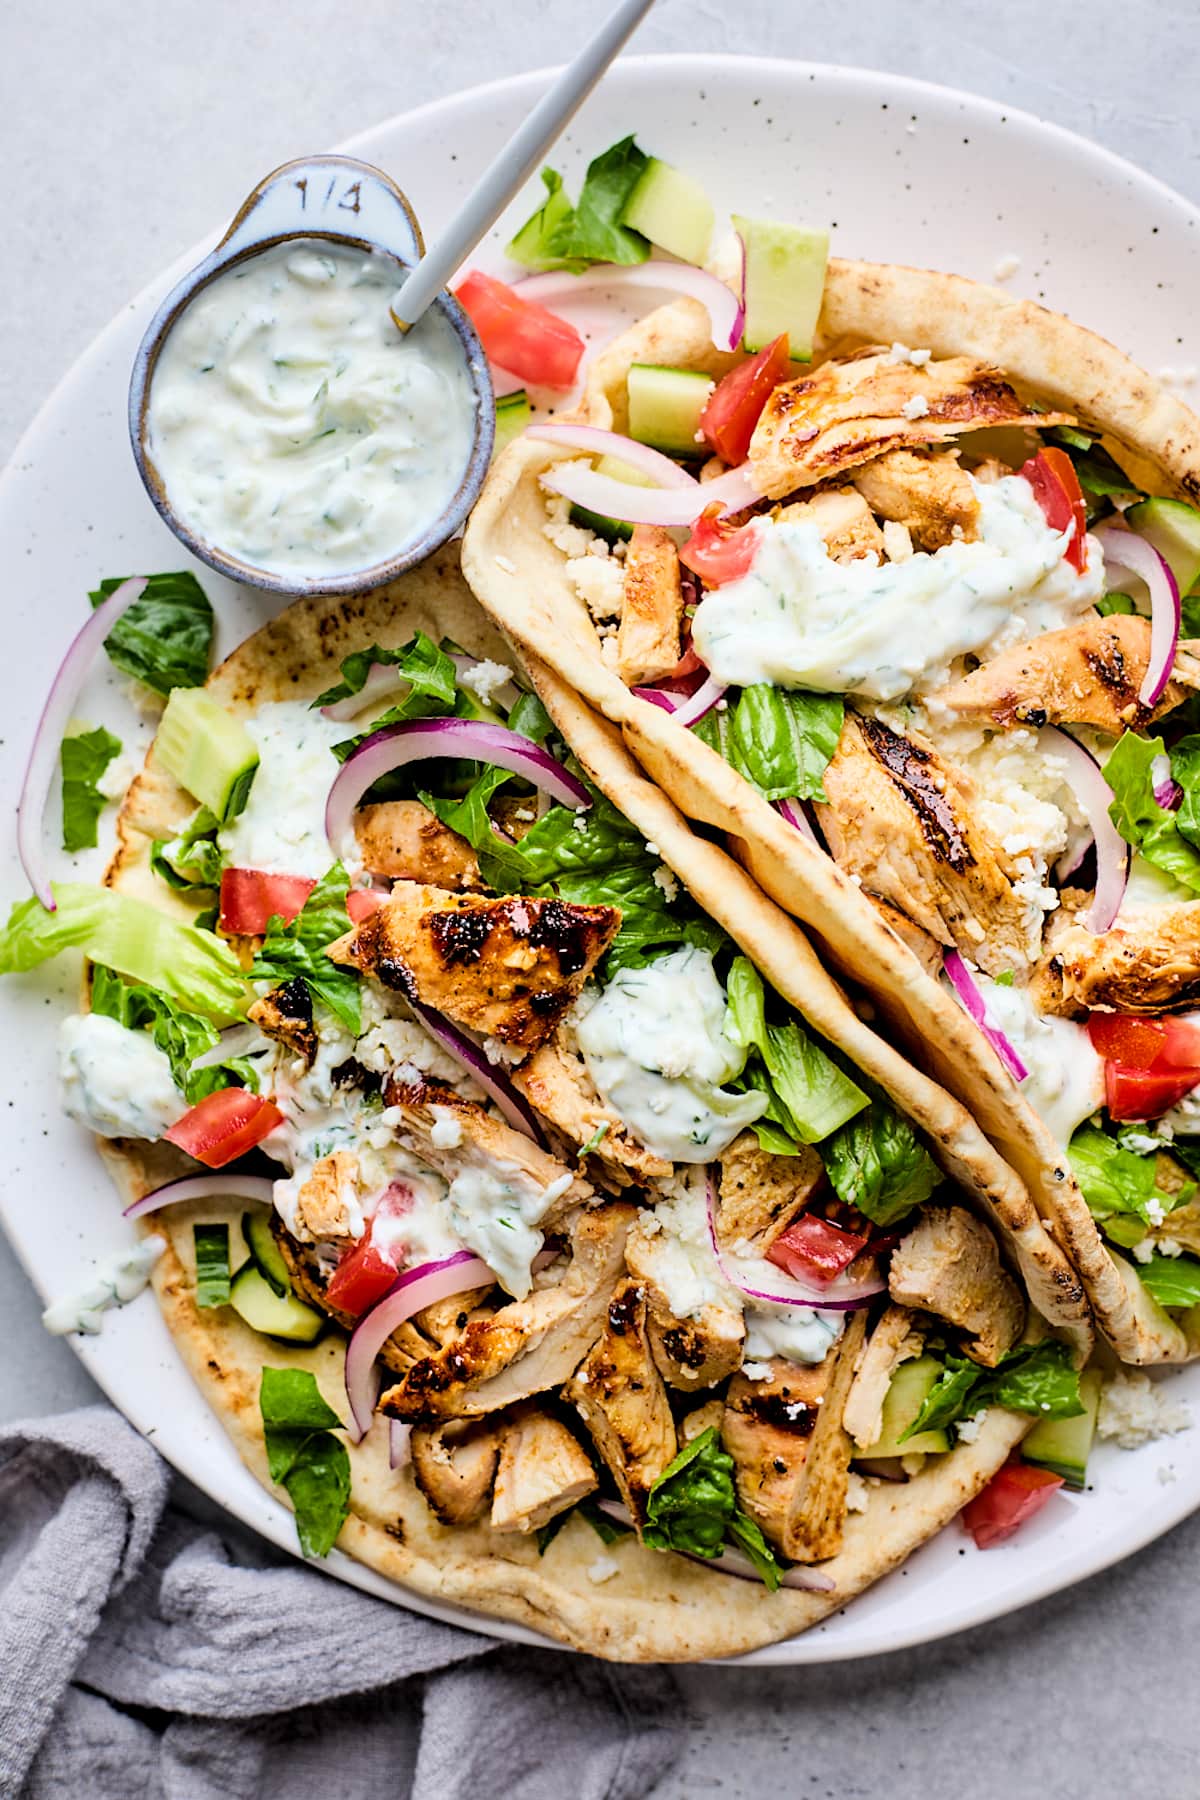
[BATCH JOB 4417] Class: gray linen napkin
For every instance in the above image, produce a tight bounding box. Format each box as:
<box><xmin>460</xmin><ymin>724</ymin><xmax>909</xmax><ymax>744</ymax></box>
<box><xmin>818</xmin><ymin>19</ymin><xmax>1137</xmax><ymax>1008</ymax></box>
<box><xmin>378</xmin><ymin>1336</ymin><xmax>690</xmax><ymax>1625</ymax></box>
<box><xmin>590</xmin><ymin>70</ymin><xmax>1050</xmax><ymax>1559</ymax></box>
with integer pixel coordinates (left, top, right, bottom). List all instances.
<box><xmin>0</xmin><ymin>1407</ymin><xmax>683</xmax><ymax>1800</ymax></box>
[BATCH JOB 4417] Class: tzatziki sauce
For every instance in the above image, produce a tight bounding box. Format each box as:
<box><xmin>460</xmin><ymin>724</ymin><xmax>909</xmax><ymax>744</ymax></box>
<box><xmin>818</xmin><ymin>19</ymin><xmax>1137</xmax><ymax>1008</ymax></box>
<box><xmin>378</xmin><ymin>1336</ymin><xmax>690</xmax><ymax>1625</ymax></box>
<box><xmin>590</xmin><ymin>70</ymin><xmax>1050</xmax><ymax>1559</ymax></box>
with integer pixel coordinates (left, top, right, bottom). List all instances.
<box><xmin>146</xmin><ymin>240</ymin><xmax>477</xmax><ymax>575</ymax></box>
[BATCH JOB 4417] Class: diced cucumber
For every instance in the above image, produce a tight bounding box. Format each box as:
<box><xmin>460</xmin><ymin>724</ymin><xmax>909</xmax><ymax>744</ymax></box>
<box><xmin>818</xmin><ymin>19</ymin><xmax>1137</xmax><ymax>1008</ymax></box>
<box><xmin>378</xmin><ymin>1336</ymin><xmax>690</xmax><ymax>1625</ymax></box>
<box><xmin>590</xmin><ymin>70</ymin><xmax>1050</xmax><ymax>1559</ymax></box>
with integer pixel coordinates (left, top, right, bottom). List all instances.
<box><xmin>493</xmin><ymin>389</ymin><xmax>531</xmax><ymax>457</ymax></box>
<box><xmin>1023</xmin><ymin>1367</ymin><xmax>1101</xmax><ymax>1489</ymax></box>
<box><xmin>732</xmin><ymin>215</ymin><xmax>830</xmax><ymax>360</ymax></box>
<box><xmin>1125</xmin><ymin>497</ymin><xmax>1200</xmax><ymax>596</ymax></box>
<box><xmin>861</xmin><ymin>1355</ymin><xmax>952</xmax><ymax>1458</ymax></box>
<box><xmin>627</xmin><ymin>364</ymin><xmax>715</xmax><ymax>458</ymax></box>
<box><xmin>156</xmin><ymin>687</ymin><xmax>259</xmax><ymax>822</ymax></box>
<box><xmin>622</xmin><ymin>156</ymin><xmax>715</xmax><ymax>266</ymax></box>
<box><xmin>243</xmin><ymin>1209</ymin><xmax>292</xmax><ymax>1298</ymax></box>
<box><xmin>229</xmin><ymin>1262</ymin><xmax>324</xmax><ymax>1343</ymax></box>
<box><xmin>193</xmin><ymin>1222</ymin><xmax>231</xmax><ymax>1309</ymax></box>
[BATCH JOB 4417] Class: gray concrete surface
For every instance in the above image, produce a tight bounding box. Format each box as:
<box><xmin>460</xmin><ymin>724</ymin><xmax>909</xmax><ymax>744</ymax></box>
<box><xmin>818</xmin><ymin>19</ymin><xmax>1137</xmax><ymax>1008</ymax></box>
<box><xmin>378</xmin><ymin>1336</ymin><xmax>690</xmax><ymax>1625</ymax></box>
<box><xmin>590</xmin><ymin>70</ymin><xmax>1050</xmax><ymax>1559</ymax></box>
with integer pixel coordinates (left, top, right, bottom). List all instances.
<box><xmin>4</xmin><ymin>4</ymin><xmax>1200</xmax><ymax>1794</ymax></box>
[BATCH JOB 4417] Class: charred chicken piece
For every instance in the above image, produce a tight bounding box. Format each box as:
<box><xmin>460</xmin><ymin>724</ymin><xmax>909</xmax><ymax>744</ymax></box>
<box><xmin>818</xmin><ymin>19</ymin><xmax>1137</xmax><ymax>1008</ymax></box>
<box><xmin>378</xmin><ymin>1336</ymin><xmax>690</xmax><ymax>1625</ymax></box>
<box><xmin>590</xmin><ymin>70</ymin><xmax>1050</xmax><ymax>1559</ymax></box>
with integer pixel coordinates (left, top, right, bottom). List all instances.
<box><xmin>851</xmin><ymin>447</ymin><xmax>980</xmax><ymax>550</ymax></box>
<box><xmin>410</xmin><ymin>1417</ymin><xmax>505</xmax><ymax>1525</ymax></box>
<box><xmin>888</xmin><ymin>1205</ymin><xmax>1024</xmax><ymax>1366</ymax></box>
<box><xmin>617</xmin><ymin>525</ymin><xmax>685</xmax><ymax>685</ymax></box>
<box><xmin>353</xmin><ymin>800</ymin><xmax>482</xmax><ymax>890</ymax></box>
<box><xmin>722</xmin><ymin>1311</ymin><xmax>867</xmax><ymax>1562</ymax></box>
<box><xmin>716</xmin><ymin>1132</ymin><xmax>824</xmax><ymax>1254</ymax></box>
<box><xmin>774</xmin><ymin>488</ymin><xmax>886</xmax><ymax>562</ymax></box>
<box><xmin>513</xmin><ymin>1041</ymin><xmax>673</xmax><ymax>1188</ymax></box>
<box><xmin>624</xmin><ymin>1224</ymin><xmax>745</xmax><ymax>1392</ymax></box>
<box><xmin>563</xmin><ymin>1278</ymin><xmax>678</xmax><ymax>1525</ymax></box>
<box><xmin>248</xmin><ymin>977</ymin><xmax>316</xmax><ymax>1065</ymax></box>
<box><xmin>330</xmin><ymin>882</ymin><xmax>620</xmax><ymax>1059</ymax></box>
<box><xmin>842</xmin><ymin>1305</ymin><xmax>925</xmax><ymax>1450</ymax></box>
<box><xmin>1033</xmin><ymin>902</ymin><xmax>1200</xmax><ymax>1016</ymax></box>
<box><xmin>489</xmin><ymin>1405</ymin><xmax>598</xmax><ymax>1533</ymax></box>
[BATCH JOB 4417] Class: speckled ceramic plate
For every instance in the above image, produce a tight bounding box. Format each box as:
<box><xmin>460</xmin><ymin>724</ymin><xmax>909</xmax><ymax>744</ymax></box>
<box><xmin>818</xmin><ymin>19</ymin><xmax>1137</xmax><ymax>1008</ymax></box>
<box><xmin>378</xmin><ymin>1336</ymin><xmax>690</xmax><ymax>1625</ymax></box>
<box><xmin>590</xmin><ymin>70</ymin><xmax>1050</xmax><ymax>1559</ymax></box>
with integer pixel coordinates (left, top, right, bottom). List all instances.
<box><xmin>4</xmin><ymin>56</ymin><xmax>1200</xmax><ymax>1665</ymax></box>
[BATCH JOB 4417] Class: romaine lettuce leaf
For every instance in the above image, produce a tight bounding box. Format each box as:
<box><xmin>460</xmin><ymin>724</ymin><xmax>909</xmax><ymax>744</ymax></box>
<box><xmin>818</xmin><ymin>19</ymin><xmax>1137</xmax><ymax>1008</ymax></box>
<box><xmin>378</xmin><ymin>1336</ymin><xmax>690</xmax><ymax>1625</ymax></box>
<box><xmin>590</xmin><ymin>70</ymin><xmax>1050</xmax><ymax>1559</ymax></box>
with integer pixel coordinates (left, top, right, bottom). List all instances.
<box><xmin>823</xmin><ymin>1103</ymin><xmax>941</xmax><ymax>1227</ymax></box>
<box><xmin>151</xmin><ymin>807</ymin><xmax>223</xmax><ymax>894</ymax></box>
<box><xmin>901</xmin><ymin>1342</ymin><xmax>1084</xmax><ymax>1442</ymax></box>
<box><xmin>60</xmin><ymin>726</ymin><xmax>122</xmax><ymax>853</ymax></box>
<box><xmin>1136</xmin><ymin>1252</ymin><xmax>1200</xmax><ymax>1310</ymax></box>
<box><xmin>506</xmin><ymin>168</ymin><xmax>586</xmax><ymax>273</ymax></box>
<box><xmin>1106</xmin><ymin>730</ymin><xmax>1200</xmax><ymax>894</ymax></box>
<box><xmin>1068</xmin><ymin>1123</ymin><xmax>1189</xmax><ymax>1232</ymax></box>
<box><xmin>506</xmin><ymin>136</ymin><xmax>650</xmax><ymax>270</ymax></box>
<box><xmin>259</xmin><ymin>1367</ymin><xmax>351</xmax><ymax>1559</ymax></box>
<box><xmin>89</xmin><ymin>572</ymin><xmax>213</xmax><ymax>696</ymax></box>
<box><xmin>251</xmin><ymin>863</ymin><xmax>360</xmax><ymax>1034</ymax></box>
<box><xmin>90</xmin><ymin>963</ymin><xmax>257</xmax><ymax>1103</ymax></box>
<box><xmin>720</xmin><ymin>686</ymin><xmax>843</xmax><ymax>804</ymax></box>
<box><xmin>643</xmin><ymin>1426</ymin><xmax>782</xmax><ymax>1590</ymax></box>
<box><xmin>0</xmin><ymin>883</ymin><xmax>248</xmax><ymax>1021</ymax></box>
<box><xmin>314</xmin><ymin>632</ymin><xmax>457</xmax><ymax>718</ymax></box>
<box><xmin>723</xmin><ymin>955</ymin><xmax>869</xmax><ymax>1146</ymax></box>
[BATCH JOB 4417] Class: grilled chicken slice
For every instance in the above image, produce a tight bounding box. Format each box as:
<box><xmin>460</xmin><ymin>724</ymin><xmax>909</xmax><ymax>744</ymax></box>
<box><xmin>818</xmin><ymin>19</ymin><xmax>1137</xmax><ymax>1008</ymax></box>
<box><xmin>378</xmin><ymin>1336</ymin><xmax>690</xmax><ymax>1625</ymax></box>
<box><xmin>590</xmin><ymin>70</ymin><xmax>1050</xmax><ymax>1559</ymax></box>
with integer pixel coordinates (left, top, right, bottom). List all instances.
<box><xmin>410</xmin><ymin>1417</ymin><xmax>505</xmax><ymax>1526</ymax></box>
<box><xmin>381</xmin><ymin>1202</ymin><xmax>636</xmax><ymax>1420</ymax></box>
<box><xmin>248</xmin><ymin>977</ymin><xmax>316</xmax><ymax>1066</ymax></box>
<box><xmin>935</xmin><ymin>616</ymin><xmax>1200</xmax><ymax>733</ymax></box>
<box><xmin>870</xmin><ymin>898</ymin><xmax>945</xmax><ymax>978</ymax></box>
<box><xmin>749</xmin><ymin>347</ymin><xmax>1071</xmax><ymax>497</ymax></box>
<box><xmin>842</xmin><ymin>1305</ymin><xmax>925</xmax><ymax>1450</ymax></box>
<box><xmin>332</xmin><ymin>882</ymin><xmax>620</xmax><ymax>1059</ymax></box>
<box><xmin>888</xmin><ymin>1206</ymin><xmax>1024</xmax><ymax>1366</ymax></box>
<box><xmin>681</xmin><ymin>1399</ymin><xmax>726</xmax><ymax>1443</ymax></box>
<box><xmin>353</xmin><ymin>800</ymin><xmax>482</xmax><ymax>890</ymax></box>
<box><xmin>1032</xmin><ymin>902</ymin><xmax>1200</xmax><ymax>1016</ymax></box>
<box><xmin>817</xmin><ymin>713</ymin><xmax>1030</xmax><ymax>976</ymax></box>
<box><xmin>625</xmin><ymin>1223</ymin><xmax>746</xmax><ymax>1391</ymax></box>
<box><xmin>287</xmin><ymin>1151</ymin><xmax>362</xmax><ymax>1243</ymax></box>
<box><xmin>715</xmin><ymin>1132</ymin><xmax>824</xmax><ymax>1253</ymax></box>
<box><xmin>513</xmin><ymin>1040</ymin><xmax>673</xmax><ymax>1188</ymax></box>
<box><xmin>563</xmin><ymin>1278</ymin><xmax>678</xmax><ymax>1523</ymax></box>
<box><xmin>382</xmin><ymin>1074</ymin><xmax>593</xmax><ymax>1228</ymax></box>
<box><xmin>489</xmin><ymin>1406</ymin><xmax>598</xmax><ymax>1533</ymax></box>
<box><xmin>774</xmin><ymin>488</ymin><xmax>886</xmax><ymax>563</ymax></box>
<box><xmin>617</xmin><ymin>524</ymin><xmax>685</xmax><ymax>685</ymax></box>
<box><xmin>851</xmin><ymin>447</ymin><xmax>980</xmax><ymax>550</ymax></box>
<box><xmin>722</xmin><ymin>1312</ymin><xmax>867</xmax><ymax>1562</ymax></box>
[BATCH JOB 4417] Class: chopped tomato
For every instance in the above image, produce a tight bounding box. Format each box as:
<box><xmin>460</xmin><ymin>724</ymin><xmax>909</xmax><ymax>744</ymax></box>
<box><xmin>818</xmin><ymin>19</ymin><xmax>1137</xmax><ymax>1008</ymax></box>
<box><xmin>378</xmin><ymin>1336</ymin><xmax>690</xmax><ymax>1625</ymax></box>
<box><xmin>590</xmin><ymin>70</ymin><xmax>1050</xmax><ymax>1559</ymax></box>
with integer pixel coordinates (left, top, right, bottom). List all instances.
<box><xmin>326</xmin><ymin>1230</ymin><xmax>399</xmax><ymax>1316</ymax></box>
<box><xmin>1161</xmin><ymin>1015</ymin><xmax>1200</xmax><ymax>1068</ymax></box>
<box><xmin>454</xmin><ymin>270</ymin><xmax>584</xmax><ymax>389</ymax></box>
<box><xmin>679</xmin><ymin>505</ymin><xmax>763</xmax><ymax>586</ymax></box>
<box><xmin>1086</xmin><ymin>1013</ymin><xmax>1167</xmax><ymax>1070</ymax></box>
<box><xmin>219</xmin><ymin>868</ymin><xmax>316</xmax><ymax>937</ymax></box>
<box><xmin>699</xmin><ymin>333</ymin><xmax>792</xmax><ymax>465</ymax></box>
<box><xmin>1020</xmin><ymin>447</ymin><xmax>1088</xmax><ymax>572</ymax></box>
<box><xmin>165</xmin><ymin>1089</ymin><xmax>282</xmax><ymax>1168</ymax></box>
<box><xmin>962</xmin><ymin>1459</ymin><xmax>1063</xmax><ymax>1550</ymax></box>
<box><xmin>346</xmin><ymin>887</ymin><xmax>386</xmax><ymax>924</ymax></box>
<box><xmin>767</xmin><ymin>1213</ymin><xmax>871</xmax><ymax>1283</ymax></box>
<box><xmin>1106</xmin><ymin>1061</ymin><xmax>1200</xmax><ymax>1122</ymax></box>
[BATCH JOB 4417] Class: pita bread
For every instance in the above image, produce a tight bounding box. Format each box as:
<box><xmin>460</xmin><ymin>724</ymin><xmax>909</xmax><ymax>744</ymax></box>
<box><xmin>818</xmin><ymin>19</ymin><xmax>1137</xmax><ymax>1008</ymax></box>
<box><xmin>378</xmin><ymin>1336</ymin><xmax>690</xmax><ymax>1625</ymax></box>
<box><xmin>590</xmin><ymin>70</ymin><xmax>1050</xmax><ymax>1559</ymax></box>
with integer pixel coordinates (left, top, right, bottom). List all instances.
<box><xmin>92</xmin><ymin>544</ymin><xmax>1051</xmax><ymax>1658</ymax></box>
<box><xmin>460</xmin><ymin>262</ymin><xmax>1200</xmax><ymax>1364</ymax></box>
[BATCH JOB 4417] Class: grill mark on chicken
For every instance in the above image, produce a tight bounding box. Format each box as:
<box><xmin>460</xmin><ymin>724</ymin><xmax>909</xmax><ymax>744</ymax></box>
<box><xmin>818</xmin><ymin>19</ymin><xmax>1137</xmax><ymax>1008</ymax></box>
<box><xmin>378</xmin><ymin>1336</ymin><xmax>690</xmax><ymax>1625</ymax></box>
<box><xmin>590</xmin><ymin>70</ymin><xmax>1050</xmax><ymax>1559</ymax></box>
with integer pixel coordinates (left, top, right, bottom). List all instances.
<box><xmin>743</xmin><ymin>1390</ymin><xmax>818</xmax><ymax>1437</ymax></box>
<box><xmin>429</xmin><ymin>906</ymin><xmax>495</xmax><ymax>966</ymax></box>
<box><xmin>248</xmin><ymin>977</ymin><xmax>317</xmax><ymax>1065</ymax></box>
<box><xmin>857</xmin><ymin>716</ymin><xmax>973</xmax><ymax>869</ymax></box>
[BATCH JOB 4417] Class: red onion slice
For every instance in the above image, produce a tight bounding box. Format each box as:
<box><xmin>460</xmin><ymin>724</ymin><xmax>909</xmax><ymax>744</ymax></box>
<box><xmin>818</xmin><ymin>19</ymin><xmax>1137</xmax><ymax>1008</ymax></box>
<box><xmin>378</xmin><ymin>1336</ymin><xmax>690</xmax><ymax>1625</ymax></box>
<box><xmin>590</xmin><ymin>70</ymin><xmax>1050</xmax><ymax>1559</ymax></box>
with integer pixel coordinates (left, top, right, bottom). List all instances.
<box><xmin>669</xmin><ymin>676</ymin><xmax>727</xmax><ymax>728</ymax></box>
<box><xmin>325</xmin><ymin>718</ymin><xmax>590</xmax><ymax>854</ymax></box>
<box><xmin>630</xmin><ymin>687</ymin><xmax>678</xmax><ymax>713</ymax></box>
<box><xmin>18</xmin><ymin>575</ymin><xmax>147</xmax><ymax>910</ymax></box>
<box><xmin>389</xmin><ymin>1419</ymin><xmax>413</xmax><ymax>1470</ymax></box>
<box><xmin>514</xmin><ymin>262</ymin><xmax>743</xmax><ymax>351</ymax></box>
<box><xmin>593</xmin><ymin>1499</ymin><xmax>835</xmax><ymax>1592</ymax></box>
<box><xmin>1092</xmin><ymin>523</ymin><xmax>1181</xmax><ymax>707</ymax></box>
<box><xmin>526</xmin><ymin>423</ymin><xmax>698</xmax><ymax>489</ymax></box>
<box><xmin>406</xmin><ymin>995</ymin><xmax>545</xmax><ymax>1145</ymax></box>
<box><xmin>776</xmin><ymin>796</ymin><xmax>820</xmax><ymax>847</ymax></box>
<box><xmin>731</xmin><ymin>229</ymin><xmax>748</xmax><ymax>351</ymax></box>
<box><xmin>1152</xmin><ymin>753</ymin><xmax>1184</xmax><ymax>811</ymax></box>
<box><xmin>123</xmin><ymin>1172</ymin><xmax>275</xmax><ymax>1220</ymax></box>
<box><xmin>942</xmin><ymin>950</ymin><xmax>1029</xmax><ymax>1083</ymax></box>
<box><xmin>1039</xmin><ymin>726</ymin><xmax>1129</xmax><ymax>932</ymax></box>
<box><xmin>540</xmin><ymin>461</ymin><xmax>761</xmax><ymax>528</ymax></box>
<box><xmin>344</xmin><ymin>1250</ymin><xmax>493</xmax><ymax>1440</ymax></box>
<box><xmin>705</xmin><ymin>1171</ymin><xmax>883</xmax><ymax>1311</ymax></box>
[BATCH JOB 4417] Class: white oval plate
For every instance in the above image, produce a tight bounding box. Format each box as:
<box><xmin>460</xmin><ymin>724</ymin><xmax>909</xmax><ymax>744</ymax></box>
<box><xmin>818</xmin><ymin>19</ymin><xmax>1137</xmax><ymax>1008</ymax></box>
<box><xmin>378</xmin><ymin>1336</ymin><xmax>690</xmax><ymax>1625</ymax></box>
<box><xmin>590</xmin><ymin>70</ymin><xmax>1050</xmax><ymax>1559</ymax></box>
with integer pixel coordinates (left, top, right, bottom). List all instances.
<box><xmin>3</xmin><ymin>55</ymin><xmax>1199</xmax><ymax>1665</ymax></box>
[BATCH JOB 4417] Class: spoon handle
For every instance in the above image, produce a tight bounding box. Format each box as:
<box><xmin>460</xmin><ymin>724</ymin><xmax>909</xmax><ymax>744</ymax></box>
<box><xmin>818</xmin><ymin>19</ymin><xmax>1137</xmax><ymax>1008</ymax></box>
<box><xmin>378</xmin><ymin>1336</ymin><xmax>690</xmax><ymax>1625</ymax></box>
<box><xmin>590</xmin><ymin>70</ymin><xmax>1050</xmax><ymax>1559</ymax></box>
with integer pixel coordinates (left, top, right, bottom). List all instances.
<box><xmin>391</xmin><ymin>0</ymin><xmax>657</xmax><ymax>329</ymax></box>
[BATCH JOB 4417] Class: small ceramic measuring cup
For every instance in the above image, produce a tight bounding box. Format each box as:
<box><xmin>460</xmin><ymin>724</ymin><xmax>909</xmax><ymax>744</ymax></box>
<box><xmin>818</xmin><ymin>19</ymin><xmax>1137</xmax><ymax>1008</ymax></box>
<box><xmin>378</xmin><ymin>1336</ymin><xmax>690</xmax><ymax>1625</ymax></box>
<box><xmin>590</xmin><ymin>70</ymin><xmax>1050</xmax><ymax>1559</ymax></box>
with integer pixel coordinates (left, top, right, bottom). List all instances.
<box><xmin>128</xmin><ymin>154</ymin><xmax>494</xmax><ymax>598</ymax></box>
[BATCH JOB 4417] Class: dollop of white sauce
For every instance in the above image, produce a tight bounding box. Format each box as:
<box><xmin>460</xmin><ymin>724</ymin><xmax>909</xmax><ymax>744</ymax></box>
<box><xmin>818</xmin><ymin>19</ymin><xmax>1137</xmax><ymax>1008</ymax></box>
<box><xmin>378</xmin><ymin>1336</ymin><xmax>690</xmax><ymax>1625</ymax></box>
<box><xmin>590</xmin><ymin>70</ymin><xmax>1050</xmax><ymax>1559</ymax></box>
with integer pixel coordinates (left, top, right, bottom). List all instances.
<box><xmin>445</xmin><ymin>1165</ymin><xmax>571</xmax><ymax>1300</ymax></box>
<box><xmin>43</xmin><ymin>1234</ymin><xmax>166</xmax><ymax>1335</ymax></box>
<box><xmin>218</xmin><ymin>700</ymin><xmax>347</xmax><ymax>876</ymax></box>
<box><xmin>640</xmin><ymin>1170</ymin><xmax>742</xmax><ymax>1319</ymax></box>
<box><xmin>692</xmin><ymin>475</ymin><xmax>1104</xmax><ymax>700</ymax></box>
<box><xmin>146</xmin><ymin>240</ymin><xmax>477</xmax><ymax>576</ymax></box>
<box><xmin>59</xmin><ymin>1014</ymin><xmax>186</xmax><ymax>1140</ymax></box>
<box><xmin>576</xmin><ymin>948</ymin><xmax>767</xmax><ymax>1162</ymax></box>
<box><xmin>976</xmin><ymin>975</ymin><xmax>1105</xmax><ymax>1146</ymax></box>
<box><xmin>743</xmin><ymin>1302</ymin><xmax>845</xmax><ymax>1366</ymax></box>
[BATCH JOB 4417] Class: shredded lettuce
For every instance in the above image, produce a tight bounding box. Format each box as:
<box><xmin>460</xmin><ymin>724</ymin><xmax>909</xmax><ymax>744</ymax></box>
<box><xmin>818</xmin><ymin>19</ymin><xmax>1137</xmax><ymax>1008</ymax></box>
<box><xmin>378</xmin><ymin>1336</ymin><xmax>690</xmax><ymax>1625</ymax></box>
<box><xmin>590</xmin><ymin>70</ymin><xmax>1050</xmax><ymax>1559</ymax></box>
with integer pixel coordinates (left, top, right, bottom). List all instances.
<box><xmin>1106</xmin><ymin>731</ymin><xmax>1200</xmax><ymax>894</ymax></box>
<box><xmin>695</xmin><ymin>687</ymin><xmax>843</xmax><ymax>804</ymax></box>
<box><xmin>151</xmin><ymin>806</ymin><xmax>222</xmax><ymax>895</ymax></box>
<box><xmin>1136</xmin><ymin>1253</ymin><xmax>1200</xmax><ymax>1311</ymax></box>
<box><xmin>60</xmin><ymin>726</ymin><xmax>122</xmax><ymax>853</ymax></box>
<box><xmin>89</xmin><ymin>572</ymin><xmax>213</xmax><ymax>695</ymax></box>
<box><xmin>259</xmin><ymin>1368</ymin><xmax>351</xmax><ymax>1559</ymax></box>
<box><xmin>643</xmin><ymin>1427</ymin><xmax>782</xmax><ymax>1590</ymax></box>
<box><xmin>900</xmin><ymin>1342</ymin><xmax>1084</xmax><ymax>1443</ymax></box>
<box><xmin>1068</xmin><ymin>1124</ymin><xmax>1190</xmax><ymax>1246</ymax></box>
<box><xmin>90</xmin><ymin>963</ymin><xmax>258</xmax><ymax>1103</ymax></box>
<box><xmin>505</xmin><ymin>136</ymin><xmax>650</xmax><ymax>271</ymax></box>
<box><xmin>315</xmin><ymin>632</ymin><xmax>458</xmax><ymax>720</ymax></box>
<box><xmin>822</xmin><ymin>1104</ymin><xmax>941</xmax><ymax>1227</ymax></box>
<box><xmin>251</xmin><ymin>863</ymin><xmax>360</xmax><ymax>1034</ymax></box>
<box><xmin>724</xmin><ymin>955</ymin><xmax>868</xmax><ymax>1146</ymax></box>
<box><xmin>0</xmin><ymin>883</ymin><xmax>247</xmax><ymax>1022</ymax></box>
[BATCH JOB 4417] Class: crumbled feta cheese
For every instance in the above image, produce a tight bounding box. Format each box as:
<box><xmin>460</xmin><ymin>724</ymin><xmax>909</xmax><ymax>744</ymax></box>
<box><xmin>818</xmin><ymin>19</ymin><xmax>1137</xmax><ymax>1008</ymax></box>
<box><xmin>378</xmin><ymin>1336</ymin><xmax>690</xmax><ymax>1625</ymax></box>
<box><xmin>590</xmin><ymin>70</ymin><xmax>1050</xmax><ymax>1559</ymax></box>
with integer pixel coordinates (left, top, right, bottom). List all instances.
<box><xmin>652</xmin><ymin>864</ymin><xmax>680</xmax><ymax>903</ymax></box>
<box><xmin>901</xmin><ymin>394</ymin><xmax>930</xmax><ymax>421</ymax></box>
<box><xmin>600</xmin><ymin>635</ymin><xmax>620</xmax><ymax>669</ymax></box>
<box><xmin>565</xmin><ymin>551</ymin><xmax>624</xmax><ymax>621</ymax></box>
<box><xmin>644</xmin><ymin>842</ymin><xmax>659</xmax><ymax>857</ymax></box>
<box><xmin>96</xmin><ymin>751</ymin><xmax>140</xmax><ymax>802</ymax></box>
<box><xmin>429</xmin><ymin>1104</ymin><xmax>464</xmax><ymax>1150</ymax></box>
<box><xmin>886</xmin><ymin>343</ymin><xmax>932</xmax><ymax>369</ymax></box>
<box><xmin>543</xmin><ymin>493</ymin><xmax>599</xmax><ymax>559</ymax></box>
<box><xmin>1146</xmin><ymin>1195</ymin><xmax>1168</xmax><ymax>1229</ymax></box>
<box><xmin>1158</xmin><ymin>1464</ymin><xmax>1178</xmax><ymax>1485</ymax></box>
<box><xmin>482</xmin><ymin>1036</ymin><xmax>524</xmax><ymax>1068</ymax></box>
<box><xmin>955</xmin><ymin>1411</ymin><xmax>985</xmax><ymax>1444</ymax></box>
<box><xmin>587</xmin><ymin>1555</ymin><xmax>620</xmax><ymax>1584</ymax></box>
<box><xmin>1133</xmin><ymin>1238</ymin><xmax>1156</xmax><ymax>1265</ymax></box>
<box><xmin>881</xmin><ymin>519</ymin><xmax>914</xmax><ymax>563</ymax></box>
<box><xmin>993</xmin><ymin>253</ymin><xmax>1021</xmax><ymax>282</ymax></box>
<box><xmin>909</xmin><ymin>348</ymin><xmax>932</xmax><ymax>367</ymax></box>
<box><xmin>1155</xmin><ymin>1236</ymin><xmax>1184</xmax><ymax>1258</ymax></box>
<box><xmin>845</xmin><ymin>1471</ymin><xmax>870</xmax><ymax>1513</ymax></box>
<box><xmin>1097</xmin><ymin>1370</ymin><xmax>1191</xmax><ymax>1449</ymax></box>
<box><xmin>459</xmin><ymin>658</ymin><xmax>513</xmax><ymax>706</ymax></box>
<box><xmin>741</xmin><ymin>1360</ymin><xmax>773</xmax><ymax>1381</ymax></box>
